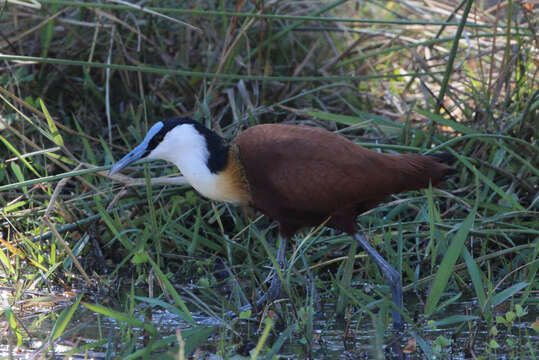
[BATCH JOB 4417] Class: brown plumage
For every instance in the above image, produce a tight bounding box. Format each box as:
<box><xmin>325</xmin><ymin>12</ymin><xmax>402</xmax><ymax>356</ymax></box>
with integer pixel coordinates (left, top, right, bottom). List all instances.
<box><xmin>233</xmin><ymin>124</ymin><xmax>454</xmax><ymax>237</ymax></box>
<box><xmin>109</xmin><ymin>118</ymin><xmax>456</xmax><ymax>331</ymax></box>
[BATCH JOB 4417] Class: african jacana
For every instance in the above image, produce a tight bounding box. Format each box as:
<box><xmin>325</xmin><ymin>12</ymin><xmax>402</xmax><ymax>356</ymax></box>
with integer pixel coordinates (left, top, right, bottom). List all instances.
<box><xmin>109</xmin><ymin>118</ymin><xmax>456</xmax><ymax>331</ymax></box>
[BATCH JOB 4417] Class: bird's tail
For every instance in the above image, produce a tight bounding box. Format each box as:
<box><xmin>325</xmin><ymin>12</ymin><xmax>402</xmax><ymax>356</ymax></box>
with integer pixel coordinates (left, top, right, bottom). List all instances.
<box><xmin>391</xmin><ymin>152</ymin><xmax>456</xmax><ymax>193</ymax></box>
<box><xmin>429</xmin><ymin>152</ymin><xmax>456</xmax><ymax>165</ymax></box>
<box><xmin>428</xmin><ymin>153</ymin><xmax>457</xmax><ymax>180</ymax></box>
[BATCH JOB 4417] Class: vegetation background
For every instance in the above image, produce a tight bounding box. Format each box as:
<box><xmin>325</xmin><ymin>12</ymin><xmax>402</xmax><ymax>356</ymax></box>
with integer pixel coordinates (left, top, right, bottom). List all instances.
<box><xmin>0</xmin><ymin>0</ymin><xmax>537</xmax><ymax>358</ymax></box>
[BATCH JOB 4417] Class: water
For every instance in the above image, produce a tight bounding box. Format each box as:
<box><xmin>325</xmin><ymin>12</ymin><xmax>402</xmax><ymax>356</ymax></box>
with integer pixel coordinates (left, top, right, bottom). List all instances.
<box><xmin>1</xmin><ymin>291</ymin><xmax>537</xmax><ymax>359</ymax></box>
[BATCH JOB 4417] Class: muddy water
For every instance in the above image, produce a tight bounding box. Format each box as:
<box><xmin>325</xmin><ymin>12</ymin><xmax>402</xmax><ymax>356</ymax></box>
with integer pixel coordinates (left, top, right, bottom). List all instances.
<box><xmin>2</xmin><ymin>297</ymin><xmax>537</xmax><ymax>359</ymax></box>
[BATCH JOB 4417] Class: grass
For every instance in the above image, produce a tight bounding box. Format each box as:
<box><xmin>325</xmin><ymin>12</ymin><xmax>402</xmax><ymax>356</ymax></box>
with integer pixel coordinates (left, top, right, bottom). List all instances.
<box><xmin>0</xmin><ymin>0</ymin><xmax>538</xmax><ymax>358</ymax></box>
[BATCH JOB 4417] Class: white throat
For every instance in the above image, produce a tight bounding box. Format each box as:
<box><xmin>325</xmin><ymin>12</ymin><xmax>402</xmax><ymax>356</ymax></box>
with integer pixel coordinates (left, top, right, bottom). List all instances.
<box><xmin>146</xmin><ymin>124</ymin><xmax>226</xmax><ymax>201</ymax></box>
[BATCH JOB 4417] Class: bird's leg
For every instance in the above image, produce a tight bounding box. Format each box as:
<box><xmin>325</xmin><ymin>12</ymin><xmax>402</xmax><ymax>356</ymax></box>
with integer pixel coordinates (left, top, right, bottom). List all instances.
<box><xmin>257</xmin><ymin>235</ymin><xmax>288</xmax><ymax>306</ymax></box>
<box><xmin>302</xmin><ymin>254</ymin><xmax>321</xmax><ymax>312</ymax></box>
<box><xmin>354</xmin><ymin>233</ymin><xmax>403</xmax><ymax>331</ymax></box>
<box><xmin>268</xmin><ymin>234</ymin><xmax>288</xmax><ymax>300</ymax></box>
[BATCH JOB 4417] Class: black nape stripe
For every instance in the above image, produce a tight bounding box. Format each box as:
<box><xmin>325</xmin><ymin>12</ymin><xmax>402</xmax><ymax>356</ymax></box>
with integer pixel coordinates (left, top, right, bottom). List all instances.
<box><xmin>144</xmin><ymin>118</ymin><xmax>229</xmax><ymax>174</ymax></box>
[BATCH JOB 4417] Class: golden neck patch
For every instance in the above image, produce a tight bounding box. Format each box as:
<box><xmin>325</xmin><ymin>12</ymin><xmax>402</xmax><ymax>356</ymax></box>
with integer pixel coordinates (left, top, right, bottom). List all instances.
<box><xmin>215</xmin><ymin>144</ymin><xmax>252</xmax><ymax>205</ymax></box>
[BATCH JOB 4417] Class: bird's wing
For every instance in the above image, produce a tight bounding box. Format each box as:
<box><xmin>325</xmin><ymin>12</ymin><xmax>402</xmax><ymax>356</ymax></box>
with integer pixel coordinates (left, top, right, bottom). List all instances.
<box><xmin>235</xmin><ymin>124</ymin><xmax>385</xmax><ymax>214</ymax></box>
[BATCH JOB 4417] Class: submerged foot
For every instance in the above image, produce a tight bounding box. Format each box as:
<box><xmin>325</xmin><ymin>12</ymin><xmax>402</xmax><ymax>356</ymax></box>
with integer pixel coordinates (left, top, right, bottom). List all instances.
<box><xmin>256</xmin><ymin>272</ymin><xmax>282</xmax><ymax>307</ymax></box>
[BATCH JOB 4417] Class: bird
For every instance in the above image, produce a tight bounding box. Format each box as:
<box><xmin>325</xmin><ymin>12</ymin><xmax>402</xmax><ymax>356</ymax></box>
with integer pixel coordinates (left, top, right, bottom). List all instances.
<box><xmin>109</xmin><ymin>117</ymin><xmax>456</xmax><ymax>331</ymax></box>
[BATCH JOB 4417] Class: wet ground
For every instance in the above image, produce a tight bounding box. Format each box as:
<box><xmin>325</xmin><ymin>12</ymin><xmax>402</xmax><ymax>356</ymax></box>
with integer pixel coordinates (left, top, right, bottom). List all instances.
<box><xmin>2</xmin><ymin>292</ymin><xmax>537</xmax><ymax>359</ymax></box>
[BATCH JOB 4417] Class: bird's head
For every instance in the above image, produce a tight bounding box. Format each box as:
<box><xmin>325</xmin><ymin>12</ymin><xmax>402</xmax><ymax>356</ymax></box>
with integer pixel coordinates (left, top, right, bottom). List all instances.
<box><xmin>109</xmin><ymin>118</ymin><xmax>228</xmax><ymax>176</ymax></box>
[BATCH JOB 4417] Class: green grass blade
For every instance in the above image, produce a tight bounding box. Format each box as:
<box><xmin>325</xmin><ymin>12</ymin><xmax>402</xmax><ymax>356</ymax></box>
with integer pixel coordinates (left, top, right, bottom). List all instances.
<box><xmin>449</xmin><ymin>149</ymin><xmax>525</xmax><ymax>211</ymax></box>
<box><xmin>433</xmin><ymin>0</ymin><xmax>474</xmax><ymax>116</ymax></box>
<box><xmin>40</xmin><ymin>5</ymin><xmax>56</xmax><ymax>58</ymax></box>
<box><xmin>147</xmin><ymin>256</ymin><xmax>194</xmax><ymax>324</ymax></box>
<box><xmin>425</xmin><ymin>204</ymin><xmax>477</xmax><ymax>316</ymax></box>
<box><xmin>83</xmin><ymin>302</ymin><xmax>157</xmax><ymax>335</ymax></box>
<box><xmin>262</xmin><ymin>321</ymin><xmax>297</xmax><ymax>360</ymax></box>
<box><xmin>520</xmin><ymin>240</ymin><xmax>539</xmax><ymax>305</ymax></box>
<box><xmin>424</xmin><ymin>183</ymin><xmax>438</xmax><ymax>263</ymax></box>
<box><xmin>248</xmin><ymin>0</ymin><xmax>347</xmax><ymax>59</ymax></box>
<box><xmin>39</xmin><ymin>98</ymin><xmax>64</xmax><ymax>146</ymax></box>
<box><xmin>5</xmin><ymin>308</ymin><xmax>23</xmax><ymax>347</ymax></box>
<box><xmin>410</xmin><ymin>330</ymin><xmax>434</xmax><ymax>359</ymax></box>
<box><xmin>0</xmin><ymin>242</ymin><xmax>15</xmax><ymax>274</ymax></box>
<box><xmin>0</xmin><ymin>165</ymin><xmax>108</xmax><ymax>192</ymax></box>
<box><xmin>0</xmin><ymin>135</ymin><xmax>41</xmax><ymax>177</ymax></box>
<box><xmin>51</xmin><ymin>294</ymin><xmax>82</xmax><ymax>340</ymax></box>
<box><xmin>428</xmin><ymin>314</ymin><xmax>479</xmax><ymax>328</ymax></box>
<box><xmin>492</xmin><ymin>282</ymin><xmax>529</xmax><ymax>308</ymax></box>
<box><xmin>94</xmin><ymin>197</ymin><xmax>133</xmax><ymax>251</ymax></box>
<box><xmin>416</xmin><ymin>108</ymin><xmax>477</xmax><ymax>135</ymax></box>
<box><xmin>336</xmin><ymin>240</ymin><xmax>357</xmax><ymax>314</ymax></box>
<box><xmin>123</xmin><ymin>327</ymin><xmax>216</xmax><ymax>359</ymax></box>
<box><xmin>250</xmin><ymin>317</ymin><xmax>274</xmax><ymax>360</ymax></box>
<box><xmin>0</xmin><ymin>200</ymin><xmax>26</xmax><ymax>213</ymax></box>
<box><xmin>463</xmin><ymin>248</ymin><xmax>487</xmax><ymax>308</ymax></box>
<box><xmin>307</xmin><ymin>110</ymin><xmax>369</xmax><ymax>126</ymax></box>
<box><xmin>36</xmin><ymin>0</ymin><xmax>521</xmax><ymax>28</ymax></box>
<box><xmin>134</xmin><ymin>296</ymin><xmax>190</xmax><ymax>319</ymax></box>
<box><xmin>0</xmin><ymin>54</ymin><xmax>444</xmax><ymax>83</ymax></box>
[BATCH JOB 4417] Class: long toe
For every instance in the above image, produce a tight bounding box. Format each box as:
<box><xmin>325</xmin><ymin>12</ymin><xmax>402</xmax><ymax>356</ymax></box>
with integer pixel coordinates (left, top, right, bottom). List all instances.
<box><xmin>255</xmin><ymin>274</ymin><xmax>282</xmax><ymax>308</ymax></box>
<box><xmin>255</xmin><ymin>294</ymin><xmax>267</xmax><ymax>309</ymax></box>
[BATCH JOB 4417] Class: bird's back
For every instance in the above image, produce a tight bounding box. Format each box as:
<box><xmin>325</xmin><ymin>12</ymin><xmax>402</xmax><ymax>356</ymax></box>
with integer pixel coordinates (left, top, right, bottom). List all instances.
<box><xmin>234</xmin><ymin>124</ymin><xmax>453</xmax><ymax>236</ymax></box>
